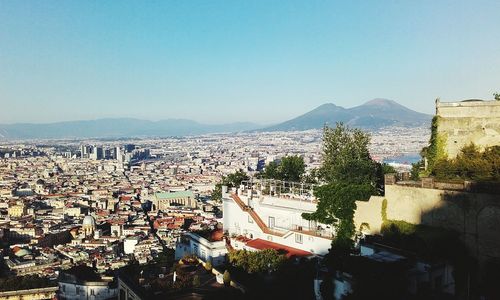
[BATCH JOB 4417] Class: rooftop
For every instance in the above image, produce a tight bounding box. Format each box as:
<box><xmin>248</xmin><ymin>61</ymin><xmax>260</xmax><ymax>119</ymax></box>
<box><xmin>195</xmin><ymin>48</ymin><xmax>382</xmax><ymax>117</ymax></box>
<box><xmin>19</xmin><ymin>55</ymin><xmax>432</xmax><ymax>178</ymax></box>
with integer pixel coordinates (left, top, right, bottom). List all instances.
<box><xmin>155</xmin><ymin>190</ymin><xmax>195</xmax><ymax>199</ymax></box>
<box><xmin>245</xmin><ymin>238</ymin><xmax>312</xmax><ymax>258</ymax></box>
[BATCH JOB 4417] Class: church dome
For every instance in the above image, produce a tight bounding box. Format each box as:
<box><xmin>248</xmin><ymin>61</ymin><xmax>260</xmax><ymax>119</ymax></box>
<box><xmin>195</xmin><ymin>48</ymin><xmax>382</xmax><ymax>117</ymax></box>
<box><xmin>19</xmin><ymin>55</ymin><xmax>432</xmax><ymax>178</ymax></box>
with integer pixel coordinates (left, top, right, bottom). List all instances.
<box><xmin>82</xmin><ymin>215</ymin><xmax>96</xmax><ymax>227</ymax></box>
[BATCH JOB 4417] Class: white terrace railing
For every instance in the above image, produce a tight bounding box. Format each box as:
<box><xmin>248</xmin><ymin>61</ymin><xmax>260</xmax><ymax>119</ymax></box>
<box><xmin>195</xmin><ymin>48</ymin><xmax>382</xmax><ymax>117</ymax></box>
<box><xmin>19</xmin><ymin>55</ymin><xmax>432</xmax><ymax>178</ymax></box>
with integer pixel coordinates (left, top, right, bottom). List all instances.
<box><xmin>239</xmin><ymin>179</ymin><xmax>316</xmax><ymax>202</ymax></box>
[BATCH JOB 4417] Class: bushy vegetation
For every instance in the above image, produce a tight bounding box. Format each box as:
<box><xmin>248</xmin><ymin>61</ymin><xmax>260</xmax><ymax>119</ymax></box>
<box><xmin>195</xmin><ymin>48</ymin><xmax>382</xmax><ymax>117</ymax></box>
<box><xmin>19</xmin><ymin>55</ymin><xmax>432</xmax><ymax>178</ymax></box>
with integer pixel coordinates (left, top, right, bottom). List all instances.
<box><xmin>227</xmin><ymin>249</ymin><xmax>286</xmax><ymax>274</ymax></box>
<box><xmin>260</xmin><ymin>155</ymin><xmax>306</xmax><ymax>182</ymax></box>
<box><xmin>410</xmin><ymin>160</ymin><xmax>424</xmax><ymax>180</ymax></box>
<box><xmin>303</xmin><ymin>123</ymin><xmax>379</xmax><ymax>264</ymax></box>
<box><xmin>431</xmin><ymin>144</ymin><xmax>500</xmax><ymax>181</ymax></box>
<box><xmin>0</xmin><ymin>275</ymin><xmax>56</xmax><ymax>292</ymax></box>
<box><xmin>223</xmin><ymin>270</ymin><xmax>231</xmax><ymax>286</ymax></box>
<box><xmin>420</xmin><ymin>116</ymin><xmax>448</xmax><ymax>177</ymax></box>
<box><xmin>211</xmin><ymin>170</ymin><xmax>249</xmax><ymax>201</ymax></box>
<box><xmin>180</xmin><ymin>254</ymin><xmax>199</xmax><ymax>265</ymax></box>
<box><xmin>381</xmin><ymin>198</ymin><xmax>387</xmax><ymax>222</ymax></box>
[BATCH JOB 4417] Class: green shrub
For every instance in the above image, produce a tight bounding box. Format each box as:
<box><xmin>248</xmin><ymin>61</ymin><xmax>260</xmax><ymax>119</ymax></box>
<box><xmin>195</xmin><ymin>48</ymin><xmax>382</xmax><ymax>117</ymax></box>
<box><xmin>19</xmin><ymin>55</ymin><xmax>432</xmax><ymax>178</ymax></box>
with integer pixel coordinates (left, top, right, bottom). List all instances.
<box><xmin>204</xmin><ymin>261</ymin><xmax>212</xmax><ymax>272</ymax></box>
<box><xmin>381</xmin><ymin>199</ymin><xmax>387</xmax><ymax>222</ymax></box>
<box><xmin>228</xmin><ymin>249</ymin><xmax>286</xmax><ymax>274</ymax></box>
<box><xmin>223</xmin><ymin>270</ymin><xmax>231</xmax><ymax>286</ymax></box>
<box><xmin>430</xmin><ymin>144</ymin><xmax>500</xmax><ymax>181</ymax></box>
<box><xmin>192</xmin><ymin>275</ymin><xmax>200</xmax><ymax>287</ymax></box>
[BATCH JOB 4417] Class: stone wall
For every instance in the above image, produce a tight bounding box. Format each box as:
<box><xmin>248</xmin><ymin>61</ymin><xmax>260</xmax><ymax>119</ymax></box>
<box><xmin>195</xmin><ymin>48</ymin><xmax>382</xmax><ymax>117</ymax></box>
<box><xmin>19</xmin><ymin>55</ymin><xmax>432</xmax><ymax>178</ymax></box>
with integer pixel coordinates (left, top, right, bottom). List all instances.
<box><xmin>354</xmin><ymin>183</ymin><xmax>500</xmax><ymax>263</ymax></box>
<box><xmin>436</xmin><ymin>99</ymin><xmax>500</xmax><ymax>158</ymax></box>
<box><xmin>353</xmin><ymin>196</ymin><xmax>384</xmax><ymax>234</ymax></box>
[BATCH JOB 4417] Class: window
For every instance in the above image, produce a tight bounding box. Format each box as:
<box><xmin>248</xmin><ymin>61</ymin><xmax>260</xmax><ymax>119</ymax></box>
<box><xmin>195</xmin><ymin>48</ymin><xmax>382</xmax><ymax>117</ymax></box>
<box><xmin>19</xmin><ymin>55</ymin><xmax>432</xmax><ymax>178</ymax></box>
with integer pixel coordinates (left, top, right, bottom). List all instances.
<box><xmin>268</xmin><ymin>216</ymin><xmax>275</xmax><ymax>228</ymax></box>
<box><xmin>295</xmin><ymin>233</ymin><xmax>303</xmax><ymax>244</ymax></box>
<box><xmin>90</xmin><ymin>289</ymin><xmax>95</xmax><ymax>296</ymax></box>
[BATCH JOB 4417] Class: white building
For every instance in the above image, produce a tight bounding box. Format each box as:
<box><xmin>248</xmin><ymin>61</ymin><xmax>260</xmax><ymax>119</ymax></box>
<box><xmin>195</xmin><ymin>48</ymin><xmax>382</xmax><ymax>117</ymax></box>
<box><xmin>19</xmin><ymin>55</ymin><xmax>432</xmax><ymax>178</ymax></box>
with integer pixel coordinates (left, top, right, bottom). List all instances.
<box><xmin>222</xmin><ymin>181</ymin><xmax>333</xmax><ymax>256</ymax></box>
<box><xmin>175</xmin><ymin>231</ymin><xmax>227</xmax><ymax>266</ymax></box>
<box><xmin>59</xmin><ymin>279</ymin><xmax>117</xmax><ymax>300</ymax></box>
<box><xmin>124</xmin><ymin>236</ymin><xmax>139</xmax><ymax>255</ymax></box>
<box><xmin>58</xmin><ymin>267</ymin><xmax>117</xmax><ymax>300</ymax></box>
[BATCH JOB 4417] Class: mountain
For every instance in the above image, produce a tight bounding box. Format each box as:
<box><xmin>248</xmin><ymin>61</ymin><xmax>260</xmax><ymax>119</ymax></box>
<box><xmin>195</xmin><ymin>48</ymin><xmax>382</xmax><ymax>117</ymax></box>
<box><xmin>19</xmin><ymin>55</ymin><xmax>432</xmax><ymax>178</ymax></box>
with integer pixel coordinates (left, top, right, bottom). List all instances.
<box><xmin>0</xmin><ymin>118</ymin><xmax>260</xmax><ymax>139</ymax></box>
<box><xmin>261</xmin><ymin>99</ymin><xmax>432</xmax><ymax>131</ymax></box>
<box><xmin>0</xmin><ymin>99</ymin><xmax>431</xmax><ymax>139</ymax></box>
<box><xmin>260</xmin><ymin>103</ymin><xmax>353</xmax><ymax>131</ymax></box>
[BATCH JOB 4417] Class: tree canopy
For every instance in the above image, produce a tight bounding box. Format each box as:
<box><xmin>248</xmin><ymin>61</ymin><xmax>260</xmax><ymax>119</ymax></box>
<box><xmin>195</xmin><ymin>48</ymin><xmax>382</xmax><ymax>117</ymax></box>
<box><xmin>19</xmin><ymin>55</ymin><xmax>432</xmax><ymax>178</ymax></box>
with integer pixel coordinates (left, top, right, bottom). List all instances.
<box><xmin>261</xmin><ymin>155</ymin><xmax>306</xmax><ymax>182</ymax></box>
<box><xmin>228</xmin><ymin>249</ymin><xmax>286</xmax><ymax>274</ymax></box>
<box><xmin>211</xmin><ymin>170</ymin><xmax>249</xmax><ymax>201</ymax></box>
<box><xmin>431</xmin><ymin>144</ymin><xmax>500</xmax><ymax>181</ymax></box>
<box><xmin>224</xmin><ymin>170</ymin><xmax>250</xmax><ymax>187</ymax></box>
<box><xmin>318</xmin><ymin>124</ymin><xmax>377</xmax><ymax>185</ymax></box>
<box><xmin>303</xmin><ymin>123</ymin><xmax>378</xmax><ymax>261</ymax></box>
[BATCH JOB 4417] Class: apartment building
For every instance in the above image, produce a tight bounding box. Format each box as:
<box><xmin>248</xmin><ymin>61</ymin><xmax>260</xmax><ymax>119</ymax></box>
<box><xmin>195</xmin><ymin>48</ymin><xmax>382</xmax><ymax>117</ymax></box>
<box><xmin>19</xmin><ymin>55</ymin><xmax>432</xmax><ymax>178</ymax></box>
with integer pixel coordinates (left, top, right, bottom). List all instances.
<box><xmin>222</xmin><ymin>181</ymin><xmax>333</xmax><ymax>256</ymax></box>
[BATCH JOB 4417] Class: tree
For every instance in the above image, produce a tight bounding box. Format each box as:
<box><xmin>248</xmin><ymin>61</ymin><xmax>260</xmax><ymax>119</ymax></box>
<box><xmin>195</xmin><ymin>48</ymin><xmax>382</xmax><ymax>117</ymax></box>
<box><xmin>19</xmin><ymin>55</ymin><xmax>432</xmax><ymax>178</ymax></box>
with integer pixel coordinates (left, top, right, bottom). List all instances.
<box><xmin>410</xmin><ymin>160</ymin><xmax>423</xmax><ymax>180</ymax></box>
<box><xmin>430</xmin><ymin>143</ymin><xmax>500</xmax><ymax>181</ymax></box>
<box><xmin>262</xmin><ymin>161</ymin><xmax>280</xmax><ymax>179</ymax></box>
<box><xmin>380</xmin><ymin>163</ymin><xmax>396</xmax><ymax>174</ymax></box>
<box><xmin>318</xmin><ymin>124</ymin><xmax>377</xmax><ymax>185</ymax></box>
<box><xmin>303</xmin><ymin>123</ymin><xmax>378</xmax><ymax>265</ymax></box>
<box><xmin>302</xmin><ymin>168</ymin><xmax>319</xmax><ymax>184</ymax></box>
<box><xmin>223</xmin><ymin>170</ymin><xmax>249</xmax><ymax>188</ymax></box>
<box><xmin>228</xmin><ymin>249</ymin><xmax>286</xmax><ymax>274</ymax></box>
<box><xmin>494</xmin><ymin>92</ymin><xmax>500</xmax><ymax>101</ymax></box>
<box><xmin>279</xmin><ymin>155</ymin><xmax>306</xmax><ymax>182</ymax></box>
<box><xmin>261</xmin><ymin>155</ymin><xmax>306</xmax><ymax>182</ymax></box>
<box><xmin>212</xmin><ymin>170</ymin><xmax>249</xmax><ymax>201</ymax></box>
<box><xmin>211</xmin><ymin>183</ymin><xmax>222</xmax><ymax>202</ymax></box>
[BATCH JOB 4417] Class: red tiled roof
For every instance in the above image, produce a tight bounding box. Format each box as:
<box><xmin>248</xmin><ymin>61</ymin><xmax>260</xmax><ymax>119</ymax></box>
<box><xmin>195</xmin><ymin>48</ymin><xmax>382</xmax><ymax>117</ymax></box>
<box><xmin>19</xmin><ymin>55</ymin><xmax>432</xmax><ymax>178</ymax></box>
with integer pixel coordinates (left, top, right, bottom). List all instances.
<box><xmin>245</xmin><ymin>238</ymin><xmax>312</xmax><ymax>258</ymax></box>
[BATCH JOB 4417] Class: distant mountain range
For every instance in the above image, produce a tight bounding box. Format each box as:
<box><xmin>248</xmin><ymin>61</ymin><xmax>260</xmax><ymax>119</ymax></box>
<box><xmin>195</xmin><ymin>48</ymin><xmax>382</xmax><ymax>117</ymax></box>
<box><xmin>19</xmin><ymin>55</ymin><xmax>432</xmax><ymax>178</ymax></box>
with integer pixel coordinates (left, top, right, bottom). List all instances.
<box><xmin>0</xmin><ymin>99</ymin><xmax>431</xmax><ymax>139</ymax></box>
<box><xmin>0</xmin><ymin>119</ymin><xmax>259</xmax><ymax>139</ymax></box>
<box><xmin>260</xmin><ymin>99</ymin><xmax>432</xmax><ymax>131</ymax></box>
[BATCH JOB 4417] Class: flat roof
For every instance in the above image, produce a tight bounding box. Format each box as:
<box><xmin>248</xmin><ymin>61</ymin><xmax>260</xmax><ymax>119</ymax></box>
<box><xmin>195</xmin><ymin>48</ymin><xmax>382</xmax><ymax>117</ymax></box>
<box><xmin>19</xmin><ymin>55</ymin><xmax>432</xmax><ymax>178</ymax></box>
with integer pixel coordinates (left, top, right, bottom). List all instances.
<box><xmin>155</xmin><ymin>190</ymin><xmax>194</xmax><ymax>199</ymax></box>
<box><xmin>245</xmin><ymin>238</ymin><xmax>312</xmax><ymax>258</ymax></box>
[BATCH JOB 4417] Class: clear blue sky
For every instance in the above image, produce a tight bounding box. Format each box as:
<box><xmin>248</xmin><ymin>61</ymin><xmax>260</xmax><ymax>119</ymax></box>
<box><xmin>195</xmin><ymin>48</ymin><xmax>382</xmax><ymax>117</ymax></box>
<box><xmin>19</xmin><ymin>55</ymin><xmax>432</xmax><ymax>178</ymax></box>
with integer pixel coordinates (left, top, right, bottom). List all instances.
<box><xmin>1</xmin><ymin>1</ymin><xmax>499</xmax><ymax>124</ymax></box>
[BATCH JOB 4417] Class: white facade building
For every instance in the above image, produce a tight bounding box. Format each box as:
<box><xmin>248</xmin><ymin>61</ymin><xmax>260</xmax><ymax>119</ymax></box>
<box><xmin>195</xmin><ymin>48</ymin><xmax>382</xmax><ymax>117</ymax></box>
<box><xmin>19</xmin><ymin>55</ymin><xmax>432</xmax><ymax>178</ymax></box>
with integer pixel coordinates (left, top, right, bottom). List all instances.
<box><xmin>175</xmin><ymin>232</ymin><xmax>227</xmax><ymax>266</ymax></box>
<box><xmin>58</xmin><ymin>271</ymin><xmax>117</xmax><ymax>300</ymax></box>
<box><xmin>124</xmin><ymin>236</ymin><xmax>139</xmax><ymax>255</ymax></box>
<box><xmin>222</xmin><ymin>182</ymin><xmax>333</xmax><ymax>256</ymax></box>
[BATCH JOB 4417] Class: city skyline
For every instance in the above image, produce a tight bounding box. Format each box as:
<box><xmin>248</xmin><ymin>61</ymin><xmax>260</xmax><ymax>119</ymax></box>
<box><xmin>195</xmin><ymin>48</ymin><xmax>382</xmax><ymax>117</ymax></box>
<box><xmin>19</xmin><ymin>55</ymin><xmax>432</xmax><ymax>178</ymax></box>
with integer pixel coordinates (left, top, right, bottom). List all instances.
<box><xmin>1</xmin><ymin>1</ymin><xmax>499</xmax><ymax>124</ymax></box>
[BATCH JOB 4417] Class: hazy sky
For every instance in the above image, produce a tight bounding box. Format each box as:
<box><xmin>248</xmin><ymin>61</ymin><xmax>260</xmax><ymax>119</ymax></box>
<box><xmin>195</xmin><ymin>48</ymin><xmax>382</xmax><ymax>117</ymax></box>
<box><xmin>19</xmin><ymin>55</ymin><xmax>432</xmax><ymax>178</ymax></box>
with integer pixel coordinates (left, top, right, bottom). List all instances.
<box><xmin>1</xmin><ymin>1</ymin><xmax>499</xmax><ymax>124</ymax></box>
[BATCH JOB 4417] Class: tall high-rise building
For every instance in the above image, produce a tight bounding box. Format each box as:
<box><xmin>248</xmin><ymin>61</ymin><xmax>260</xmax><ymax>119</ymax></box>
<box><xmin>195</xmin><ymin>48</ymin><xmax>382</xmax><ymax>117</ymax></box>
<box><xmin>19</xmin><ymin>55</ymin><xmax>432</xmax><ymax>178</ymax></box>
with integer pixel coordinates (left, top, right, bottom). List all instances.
<box><xmin>90</xmin><ymin>146</ymin><xmax>103</xmax><ymax>160</ymax></box>
<box><xmin>116</xmin><ymin>147</ymin><xmax>123</xmax><ymax>162</ymax></box>
<box><xmin>80</xmin><ymin>145</ymin><xmax>92</xmax><ymax>158</ymax></box>
<box><xmin>124</xmin><ymin>144</ymin><xmax>135</xmax><ymax>153</ymax></box>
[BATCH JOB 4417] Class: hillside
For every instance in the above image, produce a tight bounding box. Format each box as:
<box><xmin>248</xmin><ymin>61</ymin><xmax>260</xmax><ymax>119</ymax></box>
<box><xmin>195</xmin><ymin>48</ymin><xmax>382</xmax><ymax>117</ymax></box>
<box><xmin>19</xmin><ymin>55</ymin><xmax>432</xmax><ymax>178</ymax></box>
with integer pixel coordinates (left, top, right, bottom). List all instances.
<box><xmin>261</xmin><ymin>99</ymin><xmax>431</xmax><ymax>131</ymax></box>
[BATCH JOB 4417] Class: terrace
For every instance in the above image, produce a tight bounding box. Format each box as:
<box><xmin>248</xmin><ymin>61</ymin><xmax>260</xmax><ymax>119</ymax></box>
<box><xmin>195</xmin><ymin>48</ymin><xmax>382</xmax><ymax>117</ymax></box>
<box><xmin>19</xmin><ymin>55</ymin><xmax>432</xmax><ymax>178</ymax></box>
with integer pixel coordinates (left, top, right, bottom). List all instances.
<box><xmin>240</xmin><ymin>179</ymin><xmax>317</xmax><ymax>203</ymax></box>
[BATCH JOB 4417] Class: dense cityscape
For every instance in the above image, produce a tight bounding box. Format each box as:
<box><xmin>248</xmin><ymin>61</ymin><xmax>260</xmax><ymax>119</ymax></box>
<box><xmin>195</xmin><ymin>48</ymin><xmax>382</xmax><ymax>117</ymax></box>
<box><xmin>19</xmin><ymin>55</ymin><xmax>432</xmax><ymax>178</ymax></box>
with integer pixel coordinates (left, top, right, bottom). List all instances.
<box><xmin>1</xmin><ymin>1</ymin><xmax>499</xmax><ymax>300</ymax></box>
<box><xmin>0</xmin><ymin>124</ymin><xmax>432</xmax><ymax>298</ymax></box>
